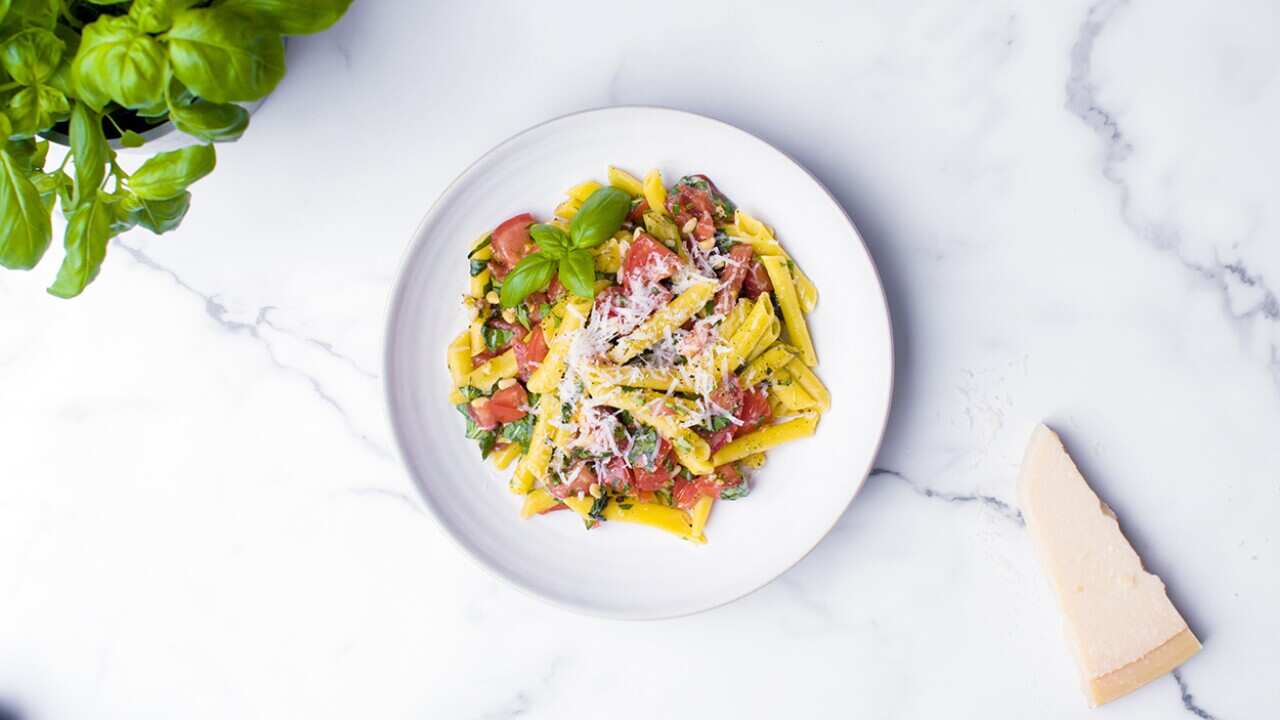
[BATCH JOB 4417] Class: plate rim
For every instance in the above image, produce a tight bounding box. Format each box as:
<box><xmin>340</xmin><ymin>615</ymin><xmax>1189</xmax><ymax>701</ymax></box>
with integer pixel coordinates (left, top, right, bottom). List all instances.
<box><xmin>383</xmin><ymin>104</ymin><xmax>895</xmax><ymax>620</ymax></box>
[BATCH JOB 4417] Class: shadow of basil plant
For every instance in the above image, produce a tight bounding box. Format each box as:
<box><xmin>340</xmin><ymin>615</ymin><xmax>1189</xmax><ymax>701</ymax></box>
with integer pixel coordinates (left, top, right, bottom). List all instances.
<box><xmin>0</xmin><ymin>0</ymin><xmax>352</xmax><ymax>297</ymax></box>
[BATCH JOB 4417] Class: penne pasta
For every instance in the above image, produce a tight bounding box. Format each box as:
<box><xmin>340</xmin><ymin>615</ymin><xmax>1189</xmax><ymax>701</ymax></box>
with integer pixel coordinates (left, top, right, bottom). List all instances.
<box><xmin>520</xmin><ymin>488</ymin><xmax>562</xmax><ymax>518</ymax></box>
<box><xmin>468</xmin><ymin>317</ymin><xmax>485</xmax><ymax>356</ymax></box>
<box><xmin>586</xmin><ymin>384</ymin><xmax>713</xmax><ymax>475</ymax></box>
<box><xmin>643</xmin><ymin>169</ymin><xmax>667</xmax><ymax>217</ymax></box>
<box><xmin>786</xmin><ymin>357</ymin><xmax>830</xmax><ymax>411</ymax></box>
<box><xmin>581</xmin><ymin>364</ymin><xmax>698</xmax><ymax>395</ymax></box>
<box><xmin>447</xmin><ymin>330</ymin><xmax>473</xmax><ymax>387</ymax></box>
<box><xmin>723</xmin><ymin>296</ymin><xmax>772</xmax><ymax>372</ymax></box>
<box><xmin>490</xmin><ymin>442</ymin><xmax>523</xmax><ymax>470</ymax></box>
<box><xmin>466</xmin><ymin>348</ymin><xmax>518</xmax><ymax>392</ymax></box>
<box><xmin>602</xmin><ymin>500</ymin><xmax>702</xmax><ymax>543</ymax></box>
<box><xmin>566</xmin><ymin>179</ymin><xmax>603</xmax><ymax>203</ymax></box>
<box><xmin>469</xmin><ymin>267</ymin><xmax>490</xmax><ymax>298</ymax></box>
<box><xmin>511</xmin><ymin>393</ymin><xmax>558</xmax><ymax>494</ymax></box>
<box><xmin>527</xmin><ymin>297</ymin><xmax>591</xmax><ymax>393</ymax></box>
<box><xmin>761</xmin><ymin>255</ymin><xmax>817</xmax><ymax>367</ymax></box>
<box><xmin>607</xmin><ymin>279</ymin><xmax>716</xmax><ymax>364</ymax></box>
<box><xmin>769</xmin><ymin>370</ymin><xmax>818</xmax><ymax>412</ymax></box>
<box><xmin>608</xmin><ymin>166</ymin><xmax>645</xmax><ymax>197</ymax></box>
<box><xmin>711</xmin><ymin>412</ymin><xmax>820</xmax><ymax>466</ymax></box>
<box><xmin>738</xmin><ymin>342</ymin><xmax>795</xmax><ymax>387</ymax></box>
<box><xmin>689</xmin><ymin>495</ymin><xmax>714</xmax><ymax>540</ymax></box>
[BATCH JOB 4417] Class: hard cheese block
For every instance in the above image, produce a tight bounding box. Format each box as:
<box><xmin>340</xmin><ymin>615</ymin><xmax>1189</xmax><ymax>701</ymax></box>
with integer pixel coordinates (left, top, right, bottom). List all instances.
<box><xmin>1018</xmin><ymin>424</ymin><xmax>1200</xmax><ymax>707</ymax></box>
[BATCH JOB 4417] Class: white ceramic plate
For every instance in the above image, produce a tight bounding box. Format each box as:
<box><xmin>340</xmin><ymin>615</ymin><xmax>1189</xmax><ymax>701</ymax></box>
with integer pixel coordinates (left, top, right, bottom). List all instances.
<box><xmin>385</xmin><ymin>107</ymin><xmax>893</xmax><ymax>619</ymax></box>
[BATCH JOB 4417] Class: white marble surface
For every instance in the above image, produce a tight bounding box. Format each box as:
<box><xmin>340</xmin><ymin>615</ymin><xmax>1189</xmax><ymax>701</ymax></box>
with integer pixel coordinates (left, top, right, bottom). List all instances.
<box><xmin>2</xmin><ymin>1</ymin><xmax>1277</xmax><ymax>717</ymax></box>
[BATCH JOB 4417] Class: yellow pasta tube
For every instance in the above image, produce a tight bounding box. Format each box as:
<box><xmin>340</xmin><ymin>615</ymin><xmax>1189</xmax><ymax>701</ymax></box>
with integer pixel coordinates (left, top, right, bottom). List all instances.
<box><xmin>511</xmin><ymin>393</ymin><xmax>558</xmax><ymax>494</ymax></box>
<box><xmin>608</xmin><ymin>280</ymin><xmax>716</xmax><ymax>364</ymax></box>
<box><xmin>520</xmin><ymin>488</ymin><xmax>562</xmax><ymax>518</ymax></box>
<box><xmin>643</xmin><ymin>169</ymin><xmax>667</xmax><ymax>217</ymax></box>
<box><xmin>566</xmin><ymin>179</ymin><xmax>602</xmax><ymax>203</ymax></box>
<box><xmin>711</xmin><ymin>412</ymin><xmax>820</xmax><ymax>466</ymax></box>
<box><xmin>769</xmin><ymin>371</ymin><xmax>818</xmax><ymax>412</ymax></box>
<box><xmin>740</xmin><ymin>452</ymin><xmax>767</xmax><ymax>469</ymax></box>
<box><xmin>491</xmin><ymin>442</ymin><xmax>523</xmax><ymax>470</ymax></box>
<box><xmin>593</xmin><ymin>235</ymin><xmax>625</xmax><ymax>273</ymax></box>
<box><xmin>738</xmin><ymin>343</ymin><xmax>795</xmax><ymax>387</ymax></box>
<box><xmin>555</xmin><ymin>199</ymin><xmax>581</xmax><ymax>220</ymax></box>
<box><xmin>689</xmin><ymin>495</ymin><xmax>714</xmax><ymax>541</ymax></box>
<box><xmin>793</xmin><ymin>268</ymin><xmax>818</xmax><ymax>312</ymax></box>
<box><xmin>470</xmin><ymin>231</ymin><xmax>494</xmax><ymax>260</ymax></box>
<box><xmin>761</xmin><ymin>256</ymin><xmax>817</xmax><ymax>367</ymax></box>
<box><xmin>719</xmin><ymin>297</ymin><xmax>752</xmax><ymax>339</ymax></box>
<box><xmin>469</xmin><ymin>267</ymin><xmax>490</xmax><ymax>298</ymax></box>
<box><xmin>745</xmin><ymin>300</ymin><xmax>780</xmax><ymax>362</ymax></box>
<box><xmin>447</xmin><ymin>330</ymin><xmax>473</xmax><ymax>387</ymax></box>
<box><xmin>466</xmin><ymin>348</ymin><xmax>518</xmax><ymax>392</ymax></box>
<box><xmin>581</xmin><ymin>364</ymin><xmax>697</xmax><ymax>394</ymax></box>
<box><xmin>786</xmin><ymin>358</ymin><xmax>830</xmax><ymax>411</ymax></box>
<box><xmin>587</xmin><ymin>385</ymin><xmax>713</xmax><ymax>475</ymax></box>
<box><xmin>448</xmin><ymin>388</ymin><xmax>466</xmax><ymax>404</ymax></box>
<box><xmin>527</xmin><ymin>297</ymin><xmax>591</xmax><ymax>393</ymax></box>
<box><xmin>561</xmin><ymin>495</ymin><xmax>594</xmax><ymax>521</ymax></box>
<box><xmin>469</xmin><ymin>317</ymin><xmax>485</xmax><ymax>356</ymax></box>
<box><xmin>722</xmin><ymin>297</ymin><xmax>772</xmax><ymax>373</ymax></box>
<box><xmin>608</xmin><ymin>166</ymin><xmax>644</xmax><ymax>197</ymax></box>
<box><xmin>602</xmin><ymin>501</ymin><xmax>702</xmax><ymax>543</ymax></box>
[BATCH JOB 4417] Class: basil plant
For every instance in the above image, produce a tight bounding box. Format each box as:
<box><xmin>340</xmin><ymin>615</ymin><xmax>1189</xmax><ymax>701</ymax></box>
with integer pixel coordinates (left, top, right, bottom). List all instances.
<box><xmin>0</xmin><ymin>0</ymin><xmax>352</xmax><ymax>297</ymax></box>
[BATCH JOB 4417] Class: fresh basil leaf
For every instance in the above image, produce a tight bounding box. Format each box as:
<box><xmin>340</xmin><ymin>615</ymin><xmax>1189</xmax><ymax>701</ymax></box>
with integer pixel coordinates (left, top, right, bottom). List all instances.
<box><xmin>7</xmin><ymin>84</ymin><xmax>68</xmax><ymax>136</ymax></box>
<box><xmin>69</xmin><ymin>101</ymin><xmax>108</xmax><ymax>208</ymax></box>
<box><xmin>167</xmin><ymin>7</ymin><xmax>285</xmax><ymax>103</ymax></box>
<box><xmin>0</xmin><ymin>146</ymin><xmax>52</xmax><ymax>269</ymax></box>
<box><xmin>168</xmin><ymin>97</ymin><xmax>250</xmax><ymax>143</ymax></box>
<box><xmin>1</xmin><ymin>27</ymin><xmax>63</xmax><ymax>85</ymax></box>
<box><xmin>47</xmin><ymin>189</ymin><xmax>113</xmax><ymax>297</ymax></box>
<box><xmin>127</xmin><ymin>143</ymin><xmax>215</xmax><ymax>200</ymax></box>
<box><xmin>129</xmin><ymin>0</ymin><xmax>198</xmax><ymax>33</ymax></box>
<box><xmin>476</xmin><ymin>431</ymin><xmax>496</xmax><ymax>458</ymax></box>
<box><xmin>515</xmin><ymin>303</ymin><xmax>530</xmax><ymax>330</ymax></box>
<box><xmin>459</xmin><ymin>385</ymin><xmax>484</xmax><ymax>401</ymax></box>
<box><xmin>3</xmin><ymin>137</ymin><xmax>39</xmax><ymax>171</ymax></box>
<box><xmin>220</xmin><ymin>0</ymin><xmax>351</xmax><ymax>35</ymax></box>
<box><xmin>120</xmin><ymin>190</ymin><xmax>190</xmax><ymax>234</ymax></box>
<box><xmin>528</xmin><ymin>222</ymin><xmax>570</xmax><ymax>258</ymax></box>
<box><xmin>720</xmin><ymin>479</ymin><xmax>750</xmax><ymax>501</ymax></box>
<box><xmin>708</xmin><ymin>414</ymin><xmax>731</xmax><ymax>431</ymax></box>
<box><xmin>71</xmin><ymin>16</ymin><xmax>167</xmax><ymax>111</ymax></box>
<box><xmin>569</xmin><ymin>186</ymin><xmax>630</xmax><ymax>249</ymax></box>
<box><xmin>557</xmin><ymin>248</ymin><xmax>595</xmax><ymax>298</ymax></box>
<box><xmin>499</xmin><ymin>251</ymin><xmax>555</xmax><ymax>308</ymax></box>
<box><xmin>0</xmin><ymin>0</ymin><xmax>58</xmax><ymax>34</ymax></box>
<box><xmin>482</xmin><ymin>323</ymin><xmax>513</xmax><ymax>352</ymax></box>
<box><xmin>499</xmin><ymin>414</ymin><xmax>534</xmax><ymax>451</ymax></box>
<box><xmin>29</xmin><ymin>168</ymin><xmax>67</xmax><ymax>211</ymax></box>
<box><xmin>0</xmin><ymin>114</ymin><xmax>10</xmax><ymax>139</ymax></box>
<box><xmin>119</xmin><ymin>130</ymin><xmax>145</xmax><ymax>148</ymax></box>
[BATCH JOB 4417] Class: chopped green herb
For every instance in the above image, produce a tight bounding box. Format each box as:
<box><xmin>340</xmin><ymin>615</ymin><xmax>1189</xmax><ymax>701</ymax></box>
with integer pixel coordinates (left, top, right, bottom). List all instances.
<box><xmin>720</xmin><ymin>480</ymin><xmax>751</xmax><ymax>500</ymax></box>
<box><xmin>616</xmin><ymin>410</ymin><xmax>634</xmax><ymax>426</ymax></box>
<box><xmin>715</xmin><ymin>228</ymin><xmax>734</xmax><ymax>254</ymax></box>
<box><xmin>460</xmin><ymin>385</ymin><xmax>485</xmax><ymax>401</ymax></box>
<box><xmin>477</xmin><ymin>433</ymin><xmax>497</xmax><ymax>458</ymax></box>
<box><xmin>469</xmin><ymin>259</ymin><xmax>488</xmax><ymax>277</ymax></box>
<box><xmin>482</xmin><ymin>324</ymin><xmax>514</xmax><ymax>352</ymax></box>
<box><xmin>627</xmin><ymin>426</ymin><xmax>659</xmax><ymax>469</ymax></box>
<box><xmin>516</xmin><ymin>303</ymin><xmax>531</xmax><ymax>330</ymax></box>
<box><xmin>561</xmin><ymin>402</ymin><xmax>573</xmax><ymax>423</ymax></box>
<box><xmin>588</xmin><ymin>495</ymin><xmax>609</xmax><ymax>520</ymax></box>
<box><xmin>654</xmin><ymin>487</ymin><xmax>674</xmax><ymax>507</ymax></box>
<box><xmin>539</xmin><ymin>302</ymin><xmax>553</xmax><ymax>319</ymax></box>
<box><xmin>708</xmin><ymin>415</ymin><xmax>732</xmax><ymax>431</ymax></box>
<box><xmin>500</xmin><ymin>414</ymin><xmax>535</xmax><ymax>451</ymax></box>
<box><xmin>617</xmin><ymin>502</ymin><xmax>634</xmax><ymax>510</ymax></box>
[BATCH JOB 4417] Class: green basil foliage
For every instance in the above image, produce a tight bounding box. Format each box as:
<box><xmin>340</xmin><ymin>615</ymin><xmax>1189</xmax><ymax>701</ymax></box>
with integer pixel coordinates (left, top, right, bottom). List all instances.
<box><xmin>0</xmin><ymin>0</ymin><xmax>352</xmax><ymax>297</ymax></box>
<box><xmin>720</xmin><ymin>479</ymin><xmax>750</xmax><ymax>501</ymax></box>
<box><xmin>499</xmin><ymin>186</ymin><xmax>631</xmax><ymax>307</ymax></box>
<box><xmin>499</xmin><ymin>414</ymin><xmax>534</xmax><ymax>452</ymax></box>
<box><xmin>481</xmin><ymin>323</ymin><xmax>513</xmax><ymax>353</ymax></box>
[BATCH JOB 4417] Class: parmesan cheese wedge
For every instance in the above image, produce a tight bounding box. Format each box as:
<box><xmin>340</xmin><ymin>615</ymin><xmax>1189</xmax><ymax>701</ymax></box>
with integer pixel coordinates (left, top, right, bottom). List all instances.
<box><xmin>1018</xmin><ymin>424</ymin><xmax>1200</xmax><ymax>707</ymax></box>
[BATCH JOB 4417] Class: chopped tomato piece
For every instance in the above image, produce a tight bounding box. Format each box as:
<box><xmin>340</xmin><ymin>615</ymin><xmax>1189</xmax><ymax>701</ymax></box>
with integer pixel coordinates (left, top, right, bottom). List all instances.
<box><xmin>547</xmin><ymin>275</ymin><xmax>565</xmax><ymax>301</ymax></box>
<box><xmin>491</xmin><ymin>213</ymin><xmax>535</xmax><ymax>270</ymax></box>
<box><xmin>705</xmin><ymin>427</ymin><xmax>734</xmax><ymax>453</ymax></box>
<box><xmin>715</xmin><ymin>244</ymin><xmax>754</xmax><ymax>314</ymax></box>
<box><xmin>628</xmin><ymin>198</ymin><xmax>649</xmax><ymax>224</ymax></box>
<box><xmin>599</xmin><ymin>457</ymin><xmax>633</xmax><ymax>491</ymax></box>
<box><xmin>737</xmin><ymin>386</ymin><xmax>772</xmax><ymax>434</ymax></box>
<box><xmin>512</xmin><ymin>326</ymin><xmax>548</xmax><ymax>381</ymax></box>
<box><xmin>479</xmin><ymin>382</ymin><xmax>528</xmax><ymax>425</ymax></box>
<box><xmin>667</xmin><ymin>184</ymin><xmax>716</xmax><ymax>242</ymax></box>
<box><xmin>551</xmin><ymin>461</ymin><xmax>597</xmax><ymax>499</ymax></box>
<box><xmin>715</xmin><ymin>463</ymin><xmax>743</xmax><ymax>489</ymax></box>
<box><xmin>708</xmin><ymin>374</ymin><xmax>743</xmax><ymax>417</ymax></box>
<box><xmin>743</xmin><ymin>259</ymin><xmax>772</xmax><ymax>299</ymax></box>
<box><xmin>622</xmin><ymin>233</ymin><xmax>680</xmax><ymax>292</ymax></box>
<box><xmin>673</xmin><ymin>475</ymin><xmax>718</xmax><ymax>509</ymax></box>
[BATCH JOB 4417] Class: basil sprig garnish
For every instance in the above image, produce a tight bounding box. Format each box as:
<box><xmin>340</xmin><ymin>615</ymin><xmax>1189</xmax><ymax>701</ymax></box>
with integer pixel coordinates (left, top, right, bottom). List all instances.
<box><xmin>499</xmin><ymin>186</ymin><xmax>631</xmax><ymax>307</ymax></box>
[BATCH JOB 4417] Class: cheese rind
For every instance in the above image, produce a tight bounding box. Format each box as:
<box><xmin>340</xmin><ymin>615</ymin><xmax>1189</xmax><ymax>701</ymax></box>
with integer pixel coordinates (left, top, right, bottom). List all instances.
<box><xmin>1018</xmin><ymin>424</ymin><xmax>1200</xmax><ymax>707</ymax></box>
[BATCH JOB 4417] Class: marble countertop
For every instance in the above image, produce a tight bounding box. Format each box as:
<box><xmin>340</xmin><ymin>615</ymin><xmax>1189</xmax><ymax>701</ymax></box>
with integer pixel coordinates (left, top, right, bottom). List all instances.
<box><xmin>2</xmin><ymin>1</ymin><xmax>1277</xmax><ymax>718</ymax></box>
